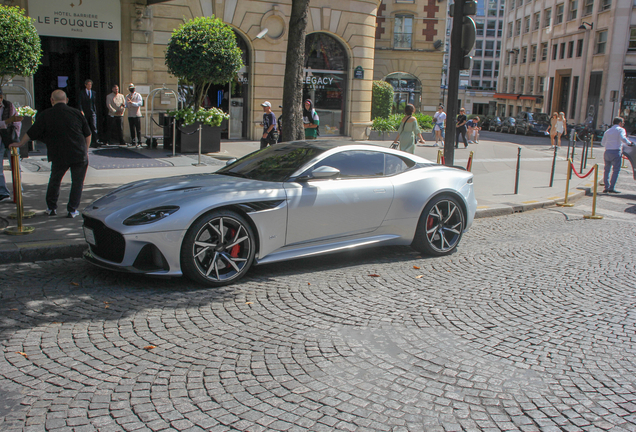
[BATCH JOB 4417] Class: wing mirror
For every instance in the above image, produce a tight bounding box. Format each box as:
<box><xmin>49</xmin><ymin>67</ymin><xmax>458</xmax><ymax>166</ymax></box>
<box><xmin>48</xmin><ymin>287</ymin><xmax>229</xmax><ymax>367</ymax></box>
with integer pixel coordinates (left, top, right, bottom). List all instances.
<box><xmin>225</xmin><ymin>158</ymin><xmax>237</xmax><ymax>166</ymax></box>
<box><xmin>297</xmin><ymin>165</ymin><xmax>341</xmax><ymax>181</ymax></box>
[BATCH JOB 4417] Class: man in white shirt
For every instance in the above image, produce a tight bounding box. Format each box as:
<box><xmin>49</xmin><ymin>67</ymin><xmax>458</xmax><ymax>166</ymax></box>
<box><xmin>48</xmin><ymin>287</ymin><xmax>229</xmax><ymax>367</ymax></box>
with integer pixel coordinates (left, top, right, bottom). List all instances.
<box><xmin>106</xmin><ymin>84</ymin><xmax>126</xmax><ymax>146</ymax></box>
<box><xmin>601</xmin><ymin>116</ymin><xmax>634</xmax><ymax>193</ymax></box>
<box><xmin>125</xmin><ymin>83</ymin><xmax>143</xmax><ymax>147</ymax></box>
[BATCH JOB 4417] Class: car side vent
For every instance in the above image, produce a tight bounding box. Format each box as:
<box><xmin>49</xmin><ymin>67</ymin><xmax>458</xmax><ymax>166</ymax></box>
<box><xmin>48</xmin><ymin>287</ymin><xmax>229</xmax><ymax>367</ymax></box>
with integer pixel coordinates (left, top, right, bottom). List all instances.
<box><xmin>237</xmin><ymin>200</ymin><xmax>285</xmax><ymax>213</ymax></box>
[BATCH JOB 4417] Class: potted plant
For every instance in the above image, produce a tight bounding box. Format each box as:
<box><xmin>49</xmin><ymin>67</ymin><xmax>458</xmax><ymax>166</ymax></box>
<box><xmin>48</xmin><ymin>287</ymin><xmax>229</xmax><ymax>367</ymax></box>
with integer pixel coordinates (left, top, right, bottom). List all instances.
<box><xmin>165</xmin><ymin>16</ymin><xmax>242</xmax><ymax>153</ymax></box>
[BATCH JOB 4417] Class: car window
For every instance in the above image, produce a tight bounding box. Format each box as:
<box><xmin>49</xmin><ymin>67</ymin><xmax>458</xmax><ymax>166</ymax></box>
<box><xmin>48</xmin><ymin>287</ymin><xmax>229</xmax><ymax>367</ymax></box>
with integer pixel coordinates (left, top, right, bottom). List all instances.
<box><xmin>385</xmin><ymin>154</ymin><xmax>416</xmax><ymax>176</ymax></box>
<box><xmin>313</xmin><ymin>150</ymin><xmax>385</xmax><ymax>178</ymax></box>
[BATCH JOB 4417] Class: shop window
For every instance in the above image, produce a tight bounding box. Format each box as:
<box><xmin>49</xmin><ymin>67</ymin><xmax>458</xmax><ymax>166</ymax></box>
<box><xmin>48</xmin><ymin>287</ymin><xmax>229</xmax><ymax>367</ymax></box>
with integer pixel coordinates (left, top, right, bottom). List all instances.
<box><xmin>394</xmin><ymin>15</ymin><xmax>413</xmax><ymax>49</ymax></box>
<box><xmin>541</xmin><ymin>43</ymin><xmax>548</xmax><ymax>61</ymax></box>
<box><xmin>487</xmin><ymin>20</ymin><xmax>497</xmax><ymax>36</ymax></box>
<box><xmin>485</xmin><ymin>41</ymin><xmax>494</xmax><ymax>57</ymax></box>
<box><xmin>555</xmin><ymin>4</ymin><xmax>564</xmax><ymax>24</ymax></box>
<box><xmin>576</xmin><ymin>39</ymin><xmax>583</xmax><ymax>56</ymax></box>
<box><xmin>533</xmin><ymin>12</ymin><xmax>541</xmax><ymax>30</ymax></box>
<box><xmin>568</xmin><ymin>0</ymin><xmax>578</xmax><ymax>20</ymax></box>
<box><xmin>531</xmin><ymin>45</ymin><xmax>537</xmax><ymax>62</ymax></box>
<box><xmin>630</xmin><ymin>28</ymin><xmax>636</xmax><ymax>52</ymax></box>
<box><xmin>544</xmin><ymin>9</ymin><xmax>552</xmax><ymax>27</ymax></box>
<box><xmin>524</xmin><ymin>16</ymin><xmax>530</xmax><ymax>33</ymax></box>
<box><xmin>595</xmin><ymin>30</ymin><xmax>607</xmax><ymax>54</ymax></box>
<box><xmin>568</xmin><ymin>41</ymin><xmax>574</xmax><ymax>58</ymax></box>
<box><xmin>583</xmin><ymin>0</ymin><xmax>594</xmax><ymax>15</ymax></box>
<box><xmin>385</xmin><ymin>72</ymin><xmax>422</xmax><ymax>113</ymax></box>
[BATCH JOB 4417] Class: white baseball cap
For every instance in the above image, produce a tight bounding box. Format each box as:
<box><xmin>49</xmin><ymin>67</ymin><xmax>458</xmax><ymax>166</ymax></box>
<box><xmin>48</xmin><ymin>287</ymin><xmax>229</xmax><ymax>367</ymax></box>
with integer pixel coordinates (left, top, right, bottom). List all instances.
<box><xmin>128</xmin><ymin>83</ymin><xmax>135</xmax><ymax>89</ymax></box>
<box><xmin>261</xmin><ymin>101</ymin><xmax>271</xmax><ymax>107</ymax></box>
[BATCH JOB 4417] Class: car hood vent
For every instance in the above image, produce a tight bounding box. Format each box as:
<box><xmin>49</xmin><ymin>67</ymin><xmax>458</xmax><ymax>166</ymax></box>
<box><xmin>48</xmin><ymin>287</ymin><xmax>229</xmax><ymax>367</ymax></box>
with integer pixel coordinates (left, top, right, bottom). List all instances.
<box><xmin>237</xmin><ymin>200</ymin><xmax>285</xmax><ymax>213</ymax></box>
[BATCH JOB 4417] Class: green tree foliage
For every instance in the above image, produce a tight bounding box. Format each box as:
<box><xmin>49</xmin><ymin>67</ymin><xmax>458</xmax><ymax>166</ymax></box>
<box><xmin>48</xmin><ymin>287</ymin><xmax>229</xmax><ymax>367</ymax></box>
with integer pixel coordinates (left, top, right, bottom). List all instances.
<box><xmin>371</xmin><ymin>81</ymin><xmax>394</xmax><ymax>119</ymax></box>
<box><xmin>165</xmin><ymin>16</ymin><xmax>243</xmax><ymax>110</ymax></box>
<box><xmin>0</xmin><ymin>6</ymin><xmax>42</xmax><ymax>87</ymax></box>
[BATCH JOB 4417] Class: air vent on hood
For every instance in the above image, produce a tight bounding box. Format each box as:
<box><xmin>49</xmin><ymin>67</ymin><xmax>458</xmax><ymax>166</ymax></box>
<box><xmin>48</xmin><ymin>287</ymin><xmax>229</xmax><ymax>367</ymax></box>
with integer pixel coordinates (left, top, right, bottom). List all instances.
<box><xmin>237</xmin><ymin>200</ymin><xmax>285</xmax><ymax>213</ymax></box>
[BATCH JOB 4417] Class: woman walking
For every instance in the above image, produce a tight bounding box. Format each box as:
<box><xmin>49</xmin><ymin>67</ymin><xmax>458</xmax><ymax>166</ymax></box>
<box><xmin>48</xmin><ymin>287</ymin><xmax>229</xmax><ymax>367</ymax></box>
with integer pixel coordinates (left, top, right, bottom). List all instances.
<box><xmin>392</xmin><ymin>104</ymin><xmax>425</xmax><ymax>154</ymax></box>
<box><xmin>547</xmin><ymin>112</ymin><xmax>558</xmax><ymax>148</ymax></box>
<box><xmin>433</xmin><ymin>105</ymin><xmax>446</xmax><ymax>147</ymax></box>
<box><xmin>555</xmin><ymin>112</ymin><xmax>567</xmax><ymax>147</ymax></box>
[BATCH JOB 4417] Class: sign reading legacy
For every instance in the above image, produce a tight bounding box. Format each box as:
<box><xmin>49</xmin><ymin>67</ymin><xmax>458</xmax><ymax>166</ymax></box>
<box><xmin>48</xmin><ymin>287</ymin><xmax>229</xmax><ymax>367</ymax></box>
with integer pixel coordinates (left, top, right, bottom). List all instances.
<box><xmin>28</xmin><ymin>0</ymin><xmax>121</xmax><ymax>41</ymax></box>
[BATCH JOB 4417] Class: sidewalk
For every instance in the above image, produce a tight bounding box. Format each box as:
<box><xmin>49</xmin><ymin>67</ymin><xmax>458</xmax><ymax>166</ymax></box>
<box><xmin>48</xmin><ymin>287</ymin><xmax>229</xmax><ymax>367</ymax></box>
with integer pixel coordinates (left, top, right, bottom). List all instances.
<box><xmin>0</xmin><ymin>133</ymin><xmax>594</xmax><ymax>263</ymax></box>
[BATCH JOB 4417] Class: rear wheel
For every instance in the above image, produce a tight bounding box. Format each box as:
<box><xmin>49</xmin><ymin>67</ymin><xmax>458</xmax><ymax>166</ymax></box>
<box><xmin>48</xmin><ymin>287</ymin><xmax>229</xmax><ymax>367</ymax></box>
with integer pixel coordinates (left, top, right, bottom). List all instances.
<box><xmin>412</xmin><ymin>195</ymin><xmax>465</xmax><ymax>256</ymax></box>
<box><xmin>181</xmin><ymin>210</ymin><xmax>256</xmax><ymax>286</ymax></box>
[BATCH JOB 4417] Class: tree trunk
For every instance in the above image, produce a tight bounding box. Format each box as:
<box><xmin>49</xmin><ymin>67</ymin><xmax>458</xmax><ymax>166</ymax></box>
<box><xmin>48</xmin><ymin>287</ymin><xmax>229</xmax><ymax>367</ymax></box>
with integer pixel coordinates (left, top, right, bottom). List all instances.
<box><xmin>281</xmin><ymin>0</ymin><xmax>310</xmax><ymax>142</ymax></box>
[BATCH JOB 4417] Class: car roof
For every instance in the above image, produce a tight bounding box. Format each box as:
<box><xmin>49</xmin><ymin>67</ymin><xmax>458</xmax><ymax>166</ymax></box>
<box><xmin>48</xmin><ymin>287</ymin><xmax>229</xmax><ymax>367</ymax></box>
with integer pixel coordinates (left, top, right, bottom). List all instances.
<box><xmin>271</xmin><ymin>140</ymin><xmax>431</xmax><ymax>163</ymax></box>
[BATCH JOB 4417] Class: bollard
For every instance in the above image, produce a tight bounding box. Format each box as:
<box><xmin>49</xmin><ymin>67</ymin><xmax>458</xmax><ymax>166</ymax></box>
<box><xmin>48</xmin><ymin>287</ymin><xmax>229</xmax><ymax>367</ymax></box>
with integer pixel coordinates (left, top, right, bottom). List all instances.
<box><xmin>566</xmin><ymin>136</ymin><xmax>572</xmax><ymax>160</ymax></box>
<box><xmin>580</xmin><ymin>138</ymin><xmax>587</xmax><ymax>173</ymax></box>
<box><xmin>549</xmin><ymin>145</ymin><xmax>558</xmax><ymax>187</ymax></box>
<box><xmin>192</xmin><ymin>125</ymin><xmax>205</xmax><ymax>167</ymax></box>
<box><xmin>514</xmin><ymin>147</ymin><xmax>521</xmax><ymax>194</ymax></box>
<box><xmin>584</xmin><ymin>164</ymin><xmax>603</xmax><ymax>219</ymax></box>
<box><xmin>5</xmin><ymin>148</ymin><xmax>34</xmax><ymax>235</ymax></box>
<box><xmin>466</xmin><ymin>151</ymin><xmax>474</xmax><ymax>172</ymax></box>
<box><xmin>622</xmin><ymin>155</ymin><xmax>628</xmax><ymax>168</ymax></box>
<box><xmin>588</xmin><ymin>136</ymin><xmax>595</xmax><ymax>159</ymax></box>
<box><xmin>556</xmin><ymin>158</ymin><xmax>574</xmax><ymax>207</ymax></box>
<box><xmin>437</xmin><ymin>149</ymin><xmax>443</xmax><ymax>164</ymax></box>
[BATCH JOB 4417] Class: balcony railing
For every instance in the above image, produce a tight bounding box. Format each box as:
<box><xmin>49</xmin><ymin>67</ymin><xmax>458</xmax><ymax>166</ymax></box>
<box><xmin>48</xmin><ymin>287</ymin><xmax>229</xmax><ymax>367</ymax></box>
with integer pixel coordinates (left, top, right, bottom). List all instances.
<box><xmin>393</xmin><ymin>33</ymin><xmax>412</xmax><ymax>49</ymax></box>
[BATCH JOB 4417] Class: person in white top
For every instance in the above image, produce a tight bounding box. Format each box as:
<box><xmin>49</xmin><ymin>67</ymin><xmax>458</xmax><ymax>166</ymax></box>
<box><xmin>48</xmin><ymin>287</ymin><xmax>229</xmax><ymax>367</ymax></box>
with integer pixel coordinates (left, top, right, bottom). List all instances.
<box><xmin>125</xmin><ymin>83</ymin><xmax>143</xmax><ymax>147</ymax></box>
<box><xmin>433</xmin><ymin>105</ymin><xmax>446</xmax><ymax>147</ymax></box>
<box><xmin>601</xmin><ymin>116</ymin><xmax>634</xmax><ymax>193</ymax></box>
<box><xmin>106</xmin><ymin>84</ymin><xmax>126</xmax><ymax>146</ymax></box>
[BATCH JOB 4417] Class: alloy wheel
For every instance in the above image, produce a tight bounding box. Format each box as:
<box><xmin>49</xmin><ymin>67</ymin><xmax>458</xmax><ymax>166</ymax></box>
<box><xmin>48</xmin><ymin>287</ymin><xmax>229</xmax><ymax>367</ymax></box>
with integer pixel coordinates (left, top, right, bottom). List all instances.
<box><xmin>425</xmin><ymin>199</ymin><xmax>464</xmax><ymax>253</ymax></box>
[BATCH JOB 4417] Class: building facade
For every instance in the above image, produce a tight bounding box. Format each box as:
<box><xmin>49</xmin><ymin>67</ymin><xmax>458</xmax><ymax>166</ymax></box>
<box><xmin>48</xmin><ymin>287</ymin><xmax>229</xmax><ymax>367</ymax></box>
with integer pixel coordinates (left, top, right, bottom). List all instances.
<box><xmin>4</xmin><ymin>0</ymin><xmax>389</xmax><ymax>142</ymax></box>
<box><xmin>373</xmin><ymin>0</ymin><xmax>446</xmax><ymax>114</ymax></box>
<box><xmin>496</xmin><ymin>0</ymin><xmax>636</xmax><ymax>131</ymax></box>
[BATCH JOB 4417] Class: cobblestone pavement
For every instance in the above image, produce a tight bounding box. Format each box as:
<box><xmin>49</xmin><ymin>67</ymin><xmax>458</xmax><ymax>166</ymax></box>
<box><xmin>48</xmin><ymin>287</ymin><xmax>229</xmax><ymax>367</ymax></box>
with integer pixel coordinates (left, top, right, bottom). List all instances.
<box><xmin>1</xmin><ymin>178</ymin><xmax>635</xmax><ymax>432</ymax></box>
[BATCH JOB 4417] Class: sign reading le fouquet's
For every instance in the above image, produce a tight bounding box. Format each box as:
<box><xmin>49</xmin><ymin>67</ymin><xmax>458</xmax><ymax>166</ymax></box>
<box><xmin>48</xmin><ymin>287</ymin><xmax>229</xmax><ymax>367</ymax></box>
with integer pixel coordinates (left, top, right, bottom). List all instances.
<box><xmin>28</xmin><ymin>0</ymin><xmax>121</xmax><ymax>41</ymax></box>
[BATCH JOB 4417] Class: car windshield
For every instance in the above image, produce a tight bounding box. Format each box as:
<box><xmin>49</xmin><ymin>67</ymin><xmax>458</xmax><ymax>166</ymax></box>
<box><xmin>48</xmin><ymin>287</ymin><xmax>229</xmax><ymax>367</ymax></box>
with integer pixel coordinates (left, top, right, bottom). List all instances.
<box><xmin>535</xmin><ymin>113</ymin><xmax>550</xmax><ymax>123</ymax></box>
<box><xmin>216</xmin><ymin>143</ymin><xmax>329</xmax><ymax>182</ymax></box>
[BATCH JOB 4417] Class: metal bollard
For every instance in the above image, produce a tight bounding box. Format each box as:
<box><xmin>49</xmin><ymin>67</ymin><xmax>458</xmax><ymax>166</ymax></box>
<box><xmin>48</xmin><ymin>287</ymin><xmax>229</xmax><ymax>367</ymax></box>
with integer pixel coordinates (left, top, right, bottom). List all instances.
<box><xmin>556</xmin><ymin>158</ymin><xmax>574</xmax><ymax>207</ymax></box>
<box><xmin>437</xmin><ymin>149</ymin><xmax>443</xmax><ymax>164</ymax></box>
<box><xmin>192</xmin><ymin>125</ymin><xmax>206</xmax><ymax>167</ymax></box>
<box><xmin>580</xmin><ymin>138</ymin><xmax>588</xmax><ymax>173</ymax></box>
<box><xmin>514</xmin><ymin>147</ymin><xmax>521</xmax><ymax>194</ymax></box>
<box><xmin>584</xmin><ymin>164</ymin><xmax>603</xmax><ymax>220</ymax></box>
<box><xmin>5</xmin><ymin>148</ymin><xmax>34</xmax><ymax>235</ymax></box>
<box><xmin>549</xmin><ymin>145</ymin><xmax>558</xmax><ymax>187</ymax></box>
<box><xmin>466</xmin><ymin>151</ymin><xmax>474</xmax><ymax>172</ymax></box>
<box><xmin>588</xmin><ymin>136</ymin><xmax>595</xmax><ymax>160</ymax></box>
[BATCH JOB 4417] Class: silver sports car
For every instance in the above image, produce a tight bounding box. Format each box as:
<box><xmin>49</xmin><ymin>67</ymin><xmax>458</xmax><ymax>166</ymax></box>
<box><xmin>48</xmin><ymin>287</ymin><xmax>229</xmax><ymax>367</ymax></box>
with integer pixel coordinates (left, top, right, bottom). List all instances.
<box><xmin>83</xmin><ymin>141</ymin><xmax>477</xmax><ymax>286</ymax></box>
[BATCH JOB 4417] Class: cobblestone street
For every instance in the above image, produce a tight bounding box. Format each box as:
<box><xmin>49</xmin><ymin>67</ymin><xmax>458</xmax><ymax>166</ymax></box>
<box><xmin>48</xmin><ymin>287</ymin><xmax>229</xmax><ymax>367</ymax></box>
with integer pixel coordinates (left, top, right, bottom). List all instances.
<box><xmin>1</xmin><ymin>179</ymin><xmax>635</xmax><ymax>432</ymax></box>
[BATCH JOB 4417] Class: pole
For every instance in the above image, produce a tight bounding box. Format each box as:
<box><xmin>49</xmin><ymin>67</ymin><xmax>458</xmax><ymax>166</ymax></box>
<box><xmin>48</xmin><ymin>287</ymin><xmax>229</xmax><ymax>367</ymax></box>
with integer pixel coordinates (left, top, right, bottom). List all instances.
<box><xmin>549</xmin><ymin>145</ymin><xmax>557</xmax><ymax>187</ymax></box>
<box><xmin>556</xmin><ymin>158</ymin><xmax>574</xmax><ymax>207</ymax></box>
<box><xmin>584</xmin><ymin>164</ymin><xmax>603</xmax><ymax>219</ymax></box>
<box><xmin>5</xmin><ymin>148</ymin><xmax>34</xmax><ymax>235</ymax></box>
<box><xmin>437</xmin><ymin>149</ymin><xmax>442</xmax><ymax>164</ymax></box>
<box><xmin>588</xmin><ymin>135</ymin><xmax>595</xmax><ymax>159</ymax></box>
<box><xmin>172</xmin><ymin>117</ymin><xmax>176</xmax><ymax>157</ymax></box>
<box><xmin>466</xmin><ymin>150</ymin><xmax>474</xmax><ymax>172</ymax></box>
<box><xmin>580</xmin><ymin>138</ymin><xmax>586</xmax><ymax>173</ymax></box>
<box><xmin>192</xmin><ymin>125</ymin><xmax>205</xmax><ymax>167</ymax></box>
<box><xmin>443</xmin><ymin>0</ymin><xmax>467</xmax><ymax>167</ymax></box>
<box><xmin>514</xmin><ymin>147</ymin><xmax>521</xmax><ymax>194</ymax></box>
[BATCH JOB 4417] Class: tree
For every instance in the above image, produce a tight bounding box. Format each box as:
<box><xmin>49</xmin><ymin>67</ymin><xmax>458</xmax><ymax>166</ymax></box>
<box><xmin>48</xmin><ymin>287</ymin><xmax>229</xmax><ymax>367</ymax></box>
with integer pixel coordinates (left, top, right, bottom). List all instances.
<box><xmin>165</xmin><ymin>16</ymin><xmax>243</xmax><ymax>111</ymax></box>
<box><xmin>281</xmin><ymin>0</ymin><xmax>310</xmax><ymax>142</ymax></box>
<box><xmin>0</xmin><ymin>6</ymin><xmax>42</xmax><ymax>87</ymax></box>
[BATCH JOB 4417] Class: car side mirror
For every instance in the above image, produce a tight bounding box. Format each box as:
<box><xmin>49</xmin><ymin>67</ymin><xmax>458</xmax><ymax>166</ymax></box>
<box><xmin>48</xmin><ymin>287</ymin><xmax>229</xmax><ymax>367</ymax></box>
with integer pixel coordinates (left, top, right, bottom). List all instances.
<box><xmin>225</xmin><ymin>158</ymin><xmax>237</xmax><ymax>166</ymax></box>
<box><xmin>297</xmin><ymin>165</ymin><xmax>341</xmax><ymax>181</ymax></box>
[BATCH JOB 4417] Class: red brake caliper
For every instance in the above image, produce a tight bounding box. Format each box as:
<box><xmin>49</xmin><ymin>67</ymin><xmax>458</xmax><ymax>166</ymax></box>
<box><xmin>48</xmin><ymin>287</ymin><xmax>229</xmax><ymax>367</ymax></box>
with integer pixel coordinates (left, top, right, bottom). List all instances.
<box><xmin>426</xmin><ymin>215</ymin><xmax>435</xmax><ymax>231</ymax></box>
<box><xmin>229</xmin><ymin>228</ymin><xmax>241</xmax><ymax>257</ymax></box>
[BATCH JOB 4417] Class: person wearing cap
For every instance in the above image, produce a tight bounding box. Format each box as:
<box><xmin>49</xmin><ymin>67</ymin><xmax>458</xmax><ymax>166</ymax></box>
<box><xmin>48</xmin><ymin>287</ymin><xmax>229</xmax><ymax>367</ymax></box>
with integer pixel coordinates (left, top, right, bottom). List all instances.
<box><xmin>259</xmin><ymin>101</ymin><xmax>278</xmax><ymax>149</ymax></box>
<box><xmin>125</xmin><ymin>83</ymin><xmax>143</xmax><ymax>147</ymax></box>
<box><xmin>303</xmin><ymin>99</ymin><xmax>319</xmax><ymax>139</ymax></box>
<box><xmin>0</xmin><ymin>88</ymin><xmax>22</xmax><ymax>202</ymax></box>
<box><xmin>79</xmin><ymin>79</ymin><xmax>99</xmax><ymax>148</ymax></box>
<box><xmin>106</xmin><ymin>84</ymin><xmax>126</xmax><ymax>146</ymax></box>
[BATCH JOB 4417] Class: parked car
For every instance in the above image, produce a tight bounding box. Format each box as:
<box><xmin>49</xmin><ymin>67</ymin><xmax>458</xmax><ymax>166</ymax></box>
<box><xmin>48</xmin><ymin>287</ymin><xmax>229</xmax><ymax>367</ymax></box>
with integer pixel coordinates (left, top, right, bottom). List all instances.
<box><xmin>83</xmin><ymin>141</ymin><xmax>477</xmax><ymax>287</ymax></box>
<box><xmin>500</xmin><ymin>117</ymin><xmax>516</xmax><ymax>133</ymax></box>
<box><xmin>488</xmin><ymin>116</ymin><xmax>503</xmax><ymax>132</ymax></box>
<box><xmin>514</xmin><ymin>112</ymin><xmax>551</xmax><ymax>136</ymax></box>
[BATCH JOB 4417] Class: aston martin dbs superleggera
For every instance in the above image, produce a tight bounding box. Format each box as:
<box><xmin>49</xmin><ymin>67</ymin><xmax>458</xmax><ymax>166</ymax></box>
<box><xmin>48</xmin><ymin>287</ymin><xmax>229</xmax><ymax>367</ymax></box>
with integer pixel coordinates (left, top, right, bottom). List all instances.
<box><xmin>83</xmin><ymin>141</ymin><xmax>477</xmax><ymax>286</ymax></box>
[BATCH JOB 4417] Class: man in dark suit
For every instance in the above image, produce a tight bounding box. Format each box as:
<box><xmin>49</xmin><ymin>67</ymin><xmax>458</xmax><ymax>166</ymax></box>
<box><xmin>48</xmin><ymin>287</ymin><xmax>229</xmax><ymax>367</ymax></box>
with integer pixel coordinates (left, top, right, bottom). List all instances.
<box><xmin>79</xmin><ymin>79</ymin><xmax>99</xmax><ymax>147</ymax></box>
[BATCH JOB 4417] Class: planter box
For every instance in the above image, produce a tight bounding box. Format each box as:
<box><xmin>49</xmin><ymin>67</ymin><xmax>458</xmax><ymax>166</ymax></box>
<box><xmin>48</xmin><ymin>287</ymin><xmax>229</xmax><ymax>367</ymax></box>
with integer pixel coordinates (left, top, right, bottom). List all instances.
<box><xmin>176</xmin><ymin>122</ymin><xmax>221</xmax><ymax>153</ymax></box>
<box><xmin>368</xmin><ymin>130</ymin><xmax>398</xmax><ymax>141</ymax></box>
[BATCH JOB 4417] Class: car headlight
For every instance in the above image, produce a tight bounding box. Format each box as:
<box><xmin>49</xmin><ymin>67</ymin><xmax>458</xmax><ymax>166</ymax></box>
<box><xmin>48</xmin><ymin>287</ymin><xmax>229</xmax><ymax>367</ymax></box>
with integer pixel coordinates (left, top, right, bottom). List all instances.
<box><xmin>123</xmin><ymin>206</ymin><xmax>180</xmax><ymax>226</ymax></box>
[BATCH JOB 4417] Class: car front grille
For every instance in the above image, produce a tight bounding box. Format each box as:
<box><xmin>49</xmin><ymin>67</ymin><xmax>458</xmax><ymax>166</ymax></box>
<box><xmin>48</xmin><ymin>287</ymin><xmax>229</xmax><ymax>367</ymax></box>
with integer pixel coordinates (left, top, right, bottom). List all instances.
<box><xmin>83</xmin><ymin>216</ymin><xmax>126</xmax><ymax>263</ymax></box>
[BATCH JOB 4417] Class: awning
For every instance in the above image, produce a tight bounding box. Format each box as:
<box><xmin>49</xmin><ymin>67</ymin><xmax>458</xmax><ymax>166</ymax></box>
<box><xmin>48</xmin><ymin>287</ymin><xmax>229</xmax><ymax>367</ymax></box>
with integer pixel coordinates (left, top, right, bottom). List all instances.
<box><xmin>519</xmin><ymin>95</ymin><xmax>537</xmax><ymax>101</ymax></box>
<box><xmin>493</xmin><ymin>93</ymin><xmax>520</xmax><ymax>100</ymax></box>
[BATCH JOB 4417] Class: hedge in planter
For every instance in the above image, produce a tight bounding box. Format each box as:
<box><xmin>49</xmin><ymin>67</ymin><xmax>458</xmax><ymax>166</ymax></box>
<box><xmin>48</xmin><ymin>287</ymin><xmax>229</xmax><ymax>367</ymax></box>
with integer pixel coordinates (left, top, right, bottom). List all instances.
<box><xmin>371</xmin><ymin>81</ymin><xmax>394</xmax><ymax>120</ymax></box>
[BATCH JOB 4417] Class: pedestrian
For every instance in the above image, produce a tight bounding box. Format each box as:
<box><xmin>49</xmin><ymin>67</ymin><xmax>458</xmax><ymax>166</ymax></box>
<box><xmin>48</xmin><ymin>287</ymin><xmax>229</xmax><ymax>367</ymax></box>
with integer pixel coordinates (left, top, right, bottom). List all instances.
<box><xmin>125</xmin><ymin>83</ymin><xmax>143</xmax><ymax>147</ymax></box>
<box><xmin>547</xmin><ymin>112</ymin><xmax>558</xmax><ymax>148</ymax></box>
<box><xmin>303</xmin><ymin>99</ymin><xmax>319</xmax><ymax>140</ymax></box>
<box><xmin>601</xmin><ymin>117</ymin><xmax>635</xmax><ymax>194</ymax></box>
<box><xmin>106</xmin><ymin>84</ymin><xmax>126</xmax><ymax>146</ymax></box>
<box><xmin>555</xmin><ymin>112</ymin><xmax>566</xmax><ymax>148</ymax></box>
<box><xmin>259</xmin><ymin>101</ymin><xmax>278</xmax><ymax>149</ymax></box>
<box><xmin>0</xmin><ymin>89</ymin><xmax>22</xmax><ymax>202</ymax></box>
<box><xmin>79</xmin><ymin>79</ymin><xmax>99</xmax><ymax>148</ymax></box>
<box><xmin>433</xmin><ymin>105</ymin><xmax>446</xmax><ymax>147</ymax></box>
<box><xmin>10</xmin><ymin>90</ymin><xmax>91</xmax><ymax>218</ymax></box>
<box><xmin>456</xmin><ymin>107</ymin><xmax>468</xmax><ymax>148</ymax></box>
<box><xmin>466</xmin><ymin>116</ymin><xmax>480</xmax><ymax>143</ymax></box>
<box><xmin>392</xmin><ymin>104</ymin><xmax>425</xmax><ymax>154</ymax></box>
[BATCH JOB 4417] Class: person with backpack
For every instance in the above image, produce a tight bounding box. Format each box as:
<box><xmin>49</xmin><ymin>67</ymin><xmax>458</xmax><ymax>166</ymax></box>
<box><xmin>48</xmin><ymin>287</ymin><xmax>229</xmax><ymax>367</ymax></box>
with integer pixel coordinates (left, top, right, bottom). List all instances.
<box><xmin>303</xmin><ymin>99</ymin><xmax>319</xmax><ymax>139</ymax></box>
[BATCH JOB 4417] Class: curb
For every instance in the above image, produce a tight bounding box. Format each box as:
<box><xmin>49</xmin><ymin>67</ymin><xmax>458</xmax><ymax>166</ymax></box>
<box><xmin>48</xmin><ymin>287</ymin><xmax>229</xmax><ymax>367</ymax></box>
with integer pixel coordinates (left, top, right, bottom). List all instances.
<box><xmin>1</xmin><ymin>189</ymin><xmax>588</xmax><ymax>265</ymax></box>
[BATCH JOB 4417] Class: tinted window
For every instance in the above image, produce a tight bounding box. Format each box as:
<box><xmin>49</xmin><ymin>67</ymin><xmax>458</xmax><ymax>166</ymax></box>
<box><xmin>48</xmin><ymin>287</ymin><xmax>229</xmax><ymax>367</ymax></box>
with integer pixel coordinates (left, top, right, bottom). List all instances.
<box><xmin>314</xmin><ymin>151</ymin><xmax>385</xmax><ymax>178</ymax></box>
<box><xmin>535</xmin><ymin>113</ymin><xmax>550</xmax><ymax>122</ymax></box>
<box><xmin>385</xmin><ymin>154</ymin><xmax>415</xmax><ymax>176</ymax></box>
<box><xmin>217</xmin><ymin>144</ymin><xmax>327</xmax><ymax>182</ymax></box>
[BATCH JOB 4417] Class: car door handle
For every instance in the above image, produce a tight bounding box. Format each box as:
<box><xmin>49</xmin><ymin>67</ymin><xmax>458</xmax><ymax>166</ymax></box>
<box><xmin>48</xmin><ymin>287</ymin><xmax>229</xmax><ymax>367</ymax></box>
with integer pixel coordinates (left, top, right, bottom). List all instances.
<box><xmin>373</xmin><ymin>189</ymin><xmax>386</xmax><ymax>193</ymax></box>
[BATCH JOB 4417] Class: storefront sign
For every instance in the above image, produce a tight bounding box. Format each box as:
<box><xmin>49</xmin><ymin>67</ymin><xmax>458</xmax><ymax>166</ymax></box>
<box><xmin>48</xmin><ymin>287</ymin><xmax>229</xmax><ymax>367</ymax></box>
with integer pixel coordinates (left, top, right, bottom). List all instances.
<box><xmin>28</xmin><ymin>0</ymin><xmax>121</xmax><ymax>41</ymax></box>
<box><xmin>304</xmin><ymin>75</ymin><xmax>336</xmax><ymax>89</ymax></box>
<box><xmin>354</xmin><ymin>66</ymin><xmax>364</xmax><ymax>79</ymax></box>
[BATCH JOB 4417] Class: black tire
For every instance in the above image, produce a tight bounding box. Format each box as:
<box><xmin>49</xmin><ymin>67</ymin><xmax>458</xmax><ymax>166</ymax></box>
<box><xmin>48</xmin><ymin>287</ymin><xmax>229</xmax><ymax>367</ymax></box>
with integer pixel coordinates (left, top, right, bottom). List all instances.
<box><xmin>411</xmin><ymin>195</ymin><xmax>465</xmax><ymax>256</ymax></box>
<box><xmin>180</xmin><ymin>209</ymin><xmax>256</xmax><ymax>286</ymax></box>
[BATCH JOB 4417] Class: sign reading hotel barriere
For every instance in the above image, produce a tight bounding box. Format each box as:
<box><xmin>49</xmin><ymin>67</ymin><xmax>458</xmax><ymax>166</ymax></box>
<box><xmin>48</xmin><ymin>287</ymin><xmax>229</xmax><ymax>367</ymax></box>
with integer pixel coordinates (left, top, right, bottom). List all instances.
<box><xmin>28</xmin><ymin>0</ymin><xmax>121</xmax><ymax>41</ymax></box>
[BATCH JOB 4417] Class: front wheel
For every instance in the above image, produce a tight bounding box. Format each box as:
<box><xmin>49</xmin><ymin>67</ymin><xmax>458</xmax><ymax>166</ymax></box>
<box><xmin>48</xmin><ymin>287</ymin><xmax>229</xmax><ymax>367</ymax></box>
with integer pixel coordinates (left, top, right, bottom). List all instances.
<box><xmin>181</xmin><ymin>209</ymin><xmax>256</xmax><ymax>287</ymax></box>
<box><xmin>411</xmin><ymin>195</ymin><xmax>465</xmax><ymax>256</ymax></box>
